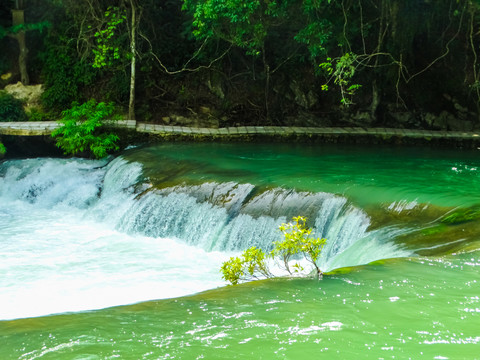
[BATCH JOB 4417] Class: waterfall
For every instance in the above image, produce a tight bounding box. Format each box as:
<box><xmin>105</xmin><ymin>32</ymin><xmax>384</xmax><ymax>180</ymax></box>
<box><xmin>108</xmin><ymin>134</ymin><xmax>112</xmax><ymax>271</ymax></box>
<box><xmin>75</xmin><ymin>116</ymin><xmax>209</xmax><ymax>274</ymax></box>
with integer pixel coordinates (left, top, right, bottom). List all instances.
<box><xmin>0</xmin><ymin>156</ymin><xmax>412</xmax><ymax>272</ymax></box>
<box><xmin>0</xmin><ymin>155</ymin><xmax>417</xmax><ymax>319</ymax></box>
<box><xmin>90</xmin><ymin>157</ymin><xmax>412</xmax><ymax>271</ymax></box>
<box><xmin>0</xmin><ymin>157</ymin><xmax>106</xmax><ymax>209</ymax></box>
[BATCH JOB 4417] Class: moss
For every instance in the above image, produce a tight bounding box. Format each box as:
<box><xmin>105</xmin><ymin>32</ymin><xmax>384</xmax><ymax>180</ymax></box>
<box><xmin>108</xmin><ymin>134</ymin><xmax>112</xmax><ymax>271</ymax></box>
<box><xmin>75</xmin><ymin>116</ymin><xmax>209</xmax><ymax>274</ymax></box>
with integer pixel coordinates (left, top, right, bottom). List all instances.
<box><xmin>420</xmin><ymin>224</ymin><xmax>447</xmax><ymax>236</ymax></box>
<box><xmin>325</xmin><ymin>266</ymin><xmax>358</xmax><ymax>275</ymax></box>
<box><xmin>440</xmin><ymin>206</ymin><xmax>480</xmax><ymax>225</ymax></box>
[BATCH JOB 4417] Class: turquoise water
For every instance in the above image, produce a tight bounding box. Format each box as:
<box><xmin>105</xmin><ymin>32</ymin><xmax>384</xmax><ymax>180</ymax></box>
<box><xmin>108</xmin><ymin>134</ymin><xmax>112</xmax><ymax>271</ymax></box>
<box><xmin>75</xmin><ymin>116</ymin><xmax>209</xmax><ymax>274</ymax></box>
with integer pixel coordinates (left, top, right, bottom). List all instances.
<box><xmin>128</xmin><ymin>143</ymin><xmax>480</xmax><ymax>207</ymax></box>
<box><xmin>1</xmin><ymin>143</ymin><xmax>479</xmax><ymax>358</ymax></box>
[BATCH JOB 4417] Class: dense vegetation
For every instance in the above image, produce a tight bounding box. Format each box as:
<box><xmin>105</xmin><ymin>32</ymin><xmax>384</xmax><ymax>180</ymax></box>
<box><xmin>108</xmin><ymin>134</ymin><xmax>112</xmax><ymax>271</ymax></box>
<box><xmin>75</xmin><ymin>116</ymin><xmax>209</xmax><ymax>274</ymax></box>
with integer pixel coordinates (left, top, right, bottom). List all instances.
<box><xmin>1</xmin><ymin>0</ymin><xmax>480</xmax><ymax>133</ymax></box>
<box><xmin>51</xmin><ymin>100</ymin><xmax>120</xmax><ymax>159</ymax></box>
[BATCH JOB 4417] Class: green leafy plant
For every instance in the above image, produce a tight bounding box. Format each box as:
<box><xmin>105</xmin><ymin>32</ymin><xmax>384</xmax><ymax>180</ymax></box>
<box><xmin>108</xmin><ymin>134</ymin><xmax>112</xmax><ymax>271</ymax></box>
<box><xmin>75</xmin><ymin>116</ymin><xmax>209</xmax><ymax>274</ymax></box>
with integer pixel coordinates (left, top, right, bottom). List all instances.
<box><xmin>273</xmin><ymin>216</ymin><xmax>326</xmax><ymax>276</ymax></box>
<box><xmin>221</xmin><ymin>216</ymin><xmax>327</xmax><ymax>285</ymax></box>
<box><xmin>26</xmin><ymin>107</ymin><xmax>51</xmax><ymax>122</ymax></box>
<box><xmin>40</xmin><ymin>27</ymin><xmax>97</xmax><ymax>110</ymax></box>
<box><xmin>221</xmin><ymin>246</ymin><xmax>271</xmax><ymax>285</ymax></box>
<box><xmin>92</xmin><ymin>7</ymin><xmax>127</xmax><ymax>69</ymax></box>
<box><xmin>319</xmin><ymin>53</ymin><xmax>362</xmax><ymax>106</ymax></box>
<box><xmin>0</xmin><ymin>91</ymin><xmax>27</xmax><ymax>122</ymax></box>
<box><xmin>0</xmin><ymin>141</ymin><xmax>6</xmax><ymax>157</ymax></box>
<box><xmin>51</xmin><ymin>99</ymin><xmax>120</xmax><ymax>159</ymax></box>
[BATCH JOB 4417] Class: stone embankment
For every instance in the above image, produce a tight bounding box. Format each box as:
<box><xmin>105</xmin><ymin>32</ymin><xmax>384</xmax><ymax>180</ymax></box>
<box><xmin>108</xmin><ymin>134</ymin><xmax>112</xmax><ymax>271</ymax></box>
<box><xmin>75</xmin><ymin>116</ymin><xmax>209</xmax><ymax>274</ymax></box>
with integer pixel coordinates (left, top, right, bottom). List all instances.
<box><xmin>1</xmin><ymin>120</ymin><xmax>480</xmax><ymax>147</ymax></box>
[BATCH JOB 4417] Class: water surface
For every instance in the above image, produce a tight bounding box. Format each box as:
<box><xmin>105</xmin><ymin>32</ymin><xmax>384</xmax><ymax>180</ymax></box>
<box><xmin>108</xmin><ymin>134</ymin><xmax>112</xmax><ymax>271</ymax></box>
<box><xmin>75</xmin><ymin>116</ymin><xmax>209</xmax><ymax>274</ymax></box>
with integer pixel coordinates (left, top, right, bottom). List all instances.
<box><xmin>1</xmin><ymin>142</ymin><xmax>479</xmax><ymax>358</ymax></box>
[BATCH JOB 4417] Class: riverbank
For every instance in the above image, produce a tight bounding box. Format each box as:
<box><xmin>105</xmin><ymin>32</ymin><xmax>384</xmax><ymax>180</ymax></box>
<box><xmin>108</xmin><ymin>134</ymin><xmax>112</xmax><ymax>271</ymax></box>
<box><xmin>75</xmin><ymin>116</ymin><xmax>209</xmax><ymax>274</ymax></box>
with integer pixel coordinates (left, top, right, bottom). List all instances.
<box><xmin>1</xmin><ymin>120</ymin><xmax>480</xmax><ymax>151</ymax></box>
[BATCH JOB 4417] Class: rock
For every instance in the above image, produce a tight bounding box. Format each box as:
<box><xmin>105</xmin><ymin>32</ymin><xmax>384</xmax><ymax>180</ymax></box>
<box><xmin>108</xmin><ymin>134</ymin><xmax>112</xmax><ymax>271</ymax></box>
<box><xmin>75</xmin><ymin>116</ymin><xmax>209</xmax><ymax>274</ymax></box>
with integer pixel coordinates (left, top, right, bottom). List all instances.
<box><xmin>424</xmin><ymin>113</ymin><xmax>438</xmax><ymax>128</ymax></box>
<box><xmin>206</xmin><ymin>73</ymin><xmax>225</xmax><ymax>100</ymax></box>
<box><xmin>167</xmin><ymin>113</ymin><xmax>219</xmax><ymax>128</ymax></box>
<box><xmin>388</xmin><ymin>112</ymin><xmax>417</xmax><ymax>128</ymax></box>
<box><xmin>285</xmin><ymin>111</ymin><xmax>331</xmax><ymax>127</ymax></box>
<box><xmin>426</xmin><ymin>111</ymin><xmax>473</xmax><ymax>131</ymax></box>
<box><xmin>352</xmin><ymin>111</ymin><xmax>375</xmax><ymax>127</ymax></box>
<box><xmin>4</xmin><ymin>82</ymin><xmax>43</xmax><ymax>111</ymax></box>
<box><xmin>199</xmin><ymin>106</ymin><xmax>211</xmax><ymax>114</ymax></box>
<box><xmin>454</xmin><ymin>102</ymin><xmax>468</xmax><ymax>114</ymax></box>
<box><xmin>443</xmin><ymin>111</ymin><xmax>473</xmax><ymax>131</ymax></box>
<box><xmin>289</xmin><ymin>80</ymin><xmax>317</xmax><ymax>109</ymax></box>
<box><xmin>171</xmin><ymin>114</ymin><xmax>194</xmax><ymax>125</ymax></box>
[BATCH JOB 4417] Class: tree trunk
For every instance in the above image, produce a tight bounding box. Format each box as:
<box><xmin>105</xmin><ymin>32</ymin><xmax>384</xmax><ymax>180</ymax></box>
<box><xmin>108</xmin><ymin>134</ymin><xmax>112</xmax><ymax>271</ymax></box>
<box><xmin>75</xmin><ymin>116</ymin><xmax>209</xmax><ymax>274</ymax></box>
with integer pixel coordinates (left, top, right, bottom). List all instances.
<box><xmin>11</xmin><ymin>9</ymin><xmax>29</xmax><ymax>85</ymax></box>
<box><xmin>128</xmin><ymin>0</ymin><xmax>136</xmax><ymax>120</ymax></box>
<box><xmin>262</xmin><ymin>45</ymin><xmax>270</xmax><ymax>123</ymax></box>
<box><xmin>371</xmin><ymin>79</ymin><xmax>380</xmax><ymax>121</ymax></box>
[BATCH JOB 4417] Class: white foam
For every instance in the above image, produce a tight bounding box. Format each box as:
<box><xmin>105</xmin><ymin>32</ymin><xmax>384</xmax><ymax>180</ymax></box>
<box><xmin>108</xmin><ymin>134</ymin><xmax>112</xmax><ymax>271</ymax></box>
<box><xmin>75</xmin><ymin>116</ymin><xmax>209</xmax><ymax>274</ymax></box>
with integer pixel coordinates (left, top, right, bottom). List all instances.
<box><xmin>0</xmin><ymin>209</ymin><xmax>231</xmax><ymax>320</ymax></box>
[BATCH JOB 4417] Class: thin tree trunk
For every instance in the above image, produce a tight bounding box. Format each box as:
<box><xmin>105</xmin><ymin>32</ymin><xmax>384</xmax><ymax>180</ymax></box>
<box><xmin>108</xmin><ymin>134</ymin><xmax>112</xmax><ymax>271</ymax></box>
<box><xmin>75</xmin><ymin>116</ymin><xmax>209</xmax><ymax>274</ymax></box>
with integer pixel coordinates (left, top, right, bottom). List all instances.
<box><xmin>12</xmin><ymin>9</ymin><xmax>29</xmax><ymax>85</ymax></box>
<box><xmin>370</xmin><ymin>0</ymin><xmax>386</xmax><ymax>121</ymax></box>
<box><xmin>371</xmin><ymin>79</ymin><xmax>380</xmax><ymax>120</ymax></box>
<box><xmin>262</xmin><ymin>45</ymin><xmax>270</xmax><ymax>122</ymax></box>
<box><xmin>128</xmin><ymin>0</ymin><xmax>136</xmax><ymax>120</ymax></box>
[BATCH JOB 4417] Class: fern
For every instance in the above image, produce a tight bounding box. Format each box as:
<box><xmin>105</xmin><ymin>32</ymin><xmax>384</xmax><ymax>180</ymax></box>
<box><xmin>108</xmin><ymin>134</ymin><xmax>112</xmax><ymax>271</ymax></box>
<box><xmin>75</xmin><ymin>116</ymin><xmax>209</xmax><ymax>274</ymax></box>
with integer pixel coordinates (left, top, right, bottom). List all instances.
<box><xmin>52</xmin><ymin>100</ymin><xmax>120</xmax><ymax>159</ymax></box>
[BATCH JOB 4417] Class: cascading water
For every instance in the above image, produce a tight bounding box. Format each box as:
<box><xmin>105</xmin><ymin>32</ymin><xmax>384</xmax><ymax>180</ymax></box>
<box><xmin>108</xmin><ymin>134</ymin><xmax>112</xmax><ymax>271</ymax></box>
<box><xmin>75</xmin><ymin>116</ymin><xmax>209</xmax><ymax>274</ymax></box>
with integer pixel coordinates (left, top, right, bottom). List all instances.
<box><xmin>0</xmin><ymin>154</ymin><xmax>413</xmax><ymax>319</ymax></box>
<box><xmin>3</xmin><ymin>143</ymin><xmax>480</xmax><ymax>359</ymax></box>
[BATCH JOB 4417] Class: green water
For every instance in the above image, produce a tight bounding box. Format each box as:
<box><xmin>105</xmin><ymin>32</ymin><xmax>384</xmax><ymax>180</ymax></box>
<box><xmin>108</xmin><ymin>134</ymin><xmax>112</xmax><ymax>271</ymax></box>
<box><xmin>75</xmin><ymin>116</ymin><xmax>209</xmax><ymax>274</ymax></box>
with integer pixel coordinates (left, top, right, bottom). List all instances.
<box><xmin>1</xmin><ymin>255</ymin><xmax>478</xmax><ymax>359</ymax></box>
<box><xmin>1</xmin><ymin>143</ymin><xmax>480</xmax><ymax>359</ymax></box>
<box><xmin>128</xmin><ymin>143</ymin><xmax>480</xmax><ymax>208</ymax></box>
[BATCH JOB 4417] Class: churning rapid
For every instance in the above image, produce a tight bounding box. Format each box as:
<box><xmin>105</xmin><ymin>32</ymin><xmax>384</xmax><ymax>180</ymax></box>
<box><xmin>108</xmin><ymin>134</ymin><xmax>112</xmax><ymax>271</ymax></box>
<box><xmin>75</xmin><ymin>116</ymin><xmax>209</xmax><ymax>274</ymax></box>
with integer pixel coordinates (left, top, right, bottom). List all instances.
<box><xmin>1</xmin><ymin>143</ymin><xmax>479</xmax><ymax>320</ymax></box>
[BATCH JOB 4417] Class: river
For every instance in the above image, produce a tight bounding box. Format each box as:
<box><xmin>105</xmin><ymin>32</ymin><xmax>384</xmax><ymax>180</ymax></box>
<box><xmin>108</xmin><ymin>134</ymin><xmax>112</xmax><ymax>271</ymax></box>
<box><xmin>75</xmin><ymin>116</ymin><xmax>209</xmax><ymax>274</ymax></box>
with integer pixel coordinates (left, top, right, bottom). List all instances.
<box><xmin>1</xmin><ymin>142</ymin><xmax>479</xmax><ymax>359</ymax></box>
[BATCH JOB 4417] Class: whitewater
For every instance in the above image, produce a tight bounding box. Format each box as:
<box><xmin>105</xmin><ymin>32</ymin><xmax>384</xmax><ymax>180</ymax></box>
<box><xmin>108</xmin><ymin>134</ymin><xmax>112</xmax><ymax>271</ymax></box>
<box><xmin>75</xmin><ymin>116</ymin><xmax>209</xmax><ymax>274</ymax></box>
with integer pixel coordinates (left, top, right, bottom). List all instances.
<box><xmin>0</xmin><ymin>156</ymin><xmax>411</xmax><ymax>320</ymax></box>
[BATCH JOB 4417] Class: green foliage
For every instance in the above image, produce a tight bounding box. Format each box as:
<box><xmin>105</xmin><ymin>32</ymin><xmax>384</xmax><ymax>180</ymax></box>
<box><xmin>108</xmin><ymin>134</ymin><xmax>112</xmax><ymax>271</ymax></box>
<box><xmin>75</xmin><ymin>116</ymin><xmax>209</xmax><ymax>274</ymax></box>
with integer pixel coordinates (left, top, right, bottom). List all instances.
<box><xmin>26</xmin><ymin>107</ymin><xmax>51</xmax><ymax>122</ymax></box>
<box><xmin>0</xmin><ymin>21</ymin><xmax>50</xmax><ymax>39</ymax></box>
<box><xmin>92</xmin><ymin>7</ymin><xmax>127</xmax><ymax>69</ymax></box>
<box><xmin>221</xmin><ymin>216</ymin><xmax>326</xmax><ymax>285</ymax></box>
<box><xmin>274</xmin><ymin>216</ymin><xmax>326</xmax><ymax>275</ymax></box>
<box><xmin>40</xmin><ymin>25</ymin><xmax>97</xmax><ymax>110</ymax></box>
<box><xmin>0</xmin><ymin>55</ymin><xmax>8</xmax><ymax>75</ymax></box>
<box><xmin>0</xmin><ymin>141</ymin><xmax>6</xmax><ymax>156</ymax></box>
<box><xmin>0</xmin><ymin>91</ymin><xmax>27</xmax><ymax>122</ymax></box>
<box><xmin>294</xmin><ymin>21</ymin><xmax>331</xmax><ymax>59</ymax></box>
<box><xmin>183</xmin><ymin>0</ymin><xmax>265</xmax><ymax>51</ymax></box>
<box><xmin>51</xmin><ymin>100</ymin><xmax>119</xmax><ymax>159</ymax></box>
<box><xmin>319</xmin><ymin>53</ymin><xmax>362</xmax><ymax>106</ymax></box>
<box><xmin>220</xmin><ymin>246</ymin><xmax>270</xmax><ymax>285</ymax></box>
<box><xmin>7</xmin><ymin>21</ymin><xmax>50</xmax><ymax>35</ymax></box>
<box><xmin>182</xmin><ymin>0</ymin><xmax>338</xmax><ymax>61</ymax></box>
<box><xmin>183</xmin><ymin>0</ymin><xmax>320</xmax><ymax>55</ymax></box>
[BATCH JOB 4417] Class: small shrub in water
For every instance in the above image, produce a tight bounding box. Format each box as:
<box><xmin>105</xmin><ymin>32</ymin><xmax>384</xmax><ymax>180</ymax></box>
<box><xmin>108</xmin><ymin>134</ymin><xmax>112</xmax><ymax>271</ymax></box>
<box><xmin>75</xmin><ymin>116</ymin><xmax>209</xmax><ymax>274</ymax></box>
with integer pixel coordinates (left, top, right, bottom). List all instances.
<box><xmin>221</xmin><ymin>247</ymin><xmax>271</xmax><ymax>285</ymax></box>
<box><xmin>221</xmin><ymin>216</ymin><xmax>326</xmax><ymax>285</ymax></box>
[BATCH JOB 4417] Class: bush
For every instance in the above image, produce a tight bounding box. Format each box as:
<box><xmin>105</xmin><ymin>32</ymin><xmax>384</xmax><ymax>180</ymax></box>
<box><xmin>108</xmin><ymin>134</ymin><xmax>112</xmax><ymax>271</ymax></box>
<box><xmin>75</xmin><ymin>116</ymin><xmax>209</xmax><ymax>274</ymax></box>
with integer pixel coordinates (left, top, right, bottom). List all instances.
<box><xmin>26</xmin><ymin>107</ymin><xmax>51</xmax><ymax>122</ymax></box>
<box><xmin>0</xmin><ymin>91</ymin><xmax>27</xmax><ymax>122</ymax></box>
<box><xmin>221</xmin><ymin>247</ymin><xmax>271</xmax><ymax>285</ymax></box>
<box><xmin>51</xmin><ymin>99</ymin><xmax>120</xmax><ymax>159</ymax></box>
<box><xmin>40</xmin><ymin>22</ymin><xmax>97</xmax><ymax>110</ymax></box>
<box><xmin>221</xmin><ymin>216</ymin><xmax>327</xmax><ymax>285</ymax></box>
